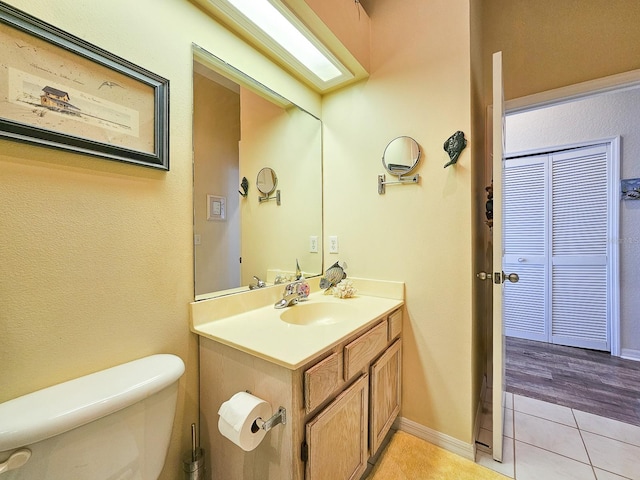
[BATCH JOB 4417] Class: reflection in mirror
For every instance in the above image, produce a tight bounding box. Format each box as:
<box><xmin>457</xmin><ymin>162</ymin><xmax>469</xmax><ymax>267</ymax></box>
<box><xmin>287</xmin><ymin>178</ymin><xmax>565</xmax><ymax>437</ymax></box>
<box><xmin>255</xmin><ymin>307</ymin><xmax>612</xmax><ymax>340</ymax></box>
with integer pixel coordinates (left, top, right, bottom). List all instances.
<box><xmin>257</xmin><ymin>167</ymin><xmax>281</xmax><ymax>205</ymax></box>
<box><xmin>382</xmin><ymin>136</ymin><xmax>421</xmax><ymax>176</ymax></box>
<box><xmin>192</xmin><ymin>45</ymin><xmax>323</xmax><ymax>300</ymax></box>
<box><xmin>256</xmin><ymin>167</ymin><xmax>277</xmax><ymax>195</ymax></box>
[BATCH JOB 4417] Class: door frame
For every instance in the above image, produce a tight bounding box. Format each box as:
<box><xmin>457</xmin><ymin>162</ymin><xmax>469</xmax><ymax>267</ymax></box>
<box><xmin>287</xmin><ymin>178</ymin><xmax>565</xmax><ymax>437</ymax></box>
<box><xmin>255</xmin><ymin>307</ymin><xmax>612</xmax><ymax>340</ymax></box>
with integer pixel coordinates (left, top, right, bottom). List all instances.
<box><xmin>484</xmin><ymin>67</ymin><xmax>640</xmax><ymax>460</ymax></box>
<box><xmin>485</xmin><ymin>68</ymin><xmax>640</xmax><ymax>367</ymax></box>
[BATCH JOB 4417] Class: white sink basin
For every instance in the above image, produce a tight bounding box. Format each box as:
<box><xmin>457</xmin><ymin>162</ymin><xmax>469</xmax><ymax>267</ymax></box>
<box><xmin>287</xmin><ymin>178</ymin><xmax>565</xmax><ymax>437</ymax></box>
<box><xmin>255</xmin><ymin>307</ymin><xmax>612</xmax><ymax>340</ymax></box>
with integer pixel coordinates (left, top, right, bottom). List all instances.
<box><xmin>279</xmin><ymin>301</ymin><xmax>356</xmax><ymax>326</ymax></box>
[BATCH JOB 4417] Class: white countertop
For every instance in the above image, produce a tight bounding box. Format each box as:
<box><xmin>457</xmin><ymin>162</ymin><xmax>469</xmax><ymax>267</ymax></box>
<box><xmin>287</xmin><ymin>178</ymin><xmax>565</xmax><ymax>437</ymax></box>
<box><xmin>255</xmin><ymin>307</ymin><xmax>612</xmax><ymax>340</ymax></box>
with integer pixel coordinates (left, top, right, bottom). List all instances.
<box><xmin>190</xmin><ymin>279</ymin><xmax>404</xmax><ymax>370</ymax></box>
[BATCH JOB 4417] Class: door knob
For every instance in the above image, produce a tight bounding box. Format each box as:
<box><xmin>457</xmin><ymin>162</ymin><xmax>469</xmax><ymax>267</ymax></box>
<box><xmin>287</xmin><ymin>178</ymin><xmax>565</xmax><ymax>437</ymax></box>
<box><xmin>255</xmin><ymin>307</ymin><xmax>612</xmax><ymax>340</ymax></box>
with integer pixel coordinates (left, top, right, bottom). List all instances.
<box><xmin>504</xmin><ymin>272</ymin><xmax>519</xmax><ymax>283</ymax></box>
<box><xmin>476</xmin><ymin>272</ymin><xmax>492</xmax><ymax>281</ymax></box>
<box><xmin>476</xmin><ymin>271</ymin><xmax>519</xmax><ymax>283</ymax></box>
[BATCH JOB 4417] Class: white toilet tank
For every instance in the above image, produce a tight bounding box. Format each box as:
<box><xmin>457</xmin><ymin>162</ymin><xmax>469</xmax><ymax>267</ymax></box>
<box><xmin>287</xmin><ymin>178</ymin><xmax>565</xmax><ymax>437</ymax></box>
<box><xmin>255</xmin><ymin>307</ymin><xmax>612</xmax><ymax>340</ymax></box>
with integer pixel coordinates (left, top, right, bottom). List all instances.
<box><xmin>0</xmin><ymin>354</ymin><xmax>184</xmax><ymax>480</ymax></box>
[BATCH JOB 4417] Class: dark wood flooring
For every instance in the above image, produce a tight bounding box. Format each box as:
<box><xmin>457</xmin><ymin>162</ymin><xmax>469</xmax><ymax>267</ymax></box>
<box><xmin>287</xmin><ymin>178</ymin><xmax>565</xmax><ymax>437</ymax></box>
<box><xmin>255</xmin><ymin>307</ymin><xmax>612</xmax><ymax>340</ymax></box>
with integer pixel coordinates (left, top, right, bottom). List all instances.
<box><xmin>505</xmin><ymin>336</ymin><xmax>640</xmax><ymax>427</ymax></box>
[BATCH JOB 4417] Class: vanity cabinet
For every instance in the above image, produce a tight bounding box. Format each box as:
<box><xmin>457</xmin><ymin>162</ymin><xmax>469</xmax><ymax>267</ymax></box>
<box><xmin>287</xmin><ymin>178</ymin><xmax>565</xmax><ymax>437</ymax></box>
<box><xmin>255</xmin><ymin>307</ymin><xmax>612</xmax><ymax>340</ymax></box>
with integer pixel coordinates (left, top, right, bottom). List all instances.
<box><xmin>199</xmin><ymin>307</ymin><xmax>402</xmax><ymax>480</ymax></box>
<box><xmin>303</xmin><ymin>310</ymin><xmax>402</xmax><ymax>480</ymax></box>
<box><xmin>305</xmin><ymin>374</ymin><xmax>369</xmax><ymax>480</ymax></box>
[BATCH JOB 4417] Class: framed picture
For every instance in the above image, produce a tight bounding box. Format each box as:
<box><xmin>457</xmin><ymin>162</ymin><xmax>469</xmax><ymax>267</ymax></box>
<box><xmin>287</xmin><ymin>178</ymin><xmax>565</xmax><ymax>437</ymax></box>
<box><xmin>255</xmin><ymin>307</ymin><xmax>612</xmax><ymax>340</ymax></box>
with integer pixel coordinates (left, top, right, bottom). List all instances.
<box><xmin>0</xmin><ymin>2</ymin><xmax>169</xmax><ymax>170</ymax></box>
<box><xmin>207</xmin><ymin>195</ymin><xmax>226</xmax><ymax>221</ymax></box>
<box><xmin>621</xmin><ymin>178</ymin><xmax>640</xmax><ymax>200</ymax></box>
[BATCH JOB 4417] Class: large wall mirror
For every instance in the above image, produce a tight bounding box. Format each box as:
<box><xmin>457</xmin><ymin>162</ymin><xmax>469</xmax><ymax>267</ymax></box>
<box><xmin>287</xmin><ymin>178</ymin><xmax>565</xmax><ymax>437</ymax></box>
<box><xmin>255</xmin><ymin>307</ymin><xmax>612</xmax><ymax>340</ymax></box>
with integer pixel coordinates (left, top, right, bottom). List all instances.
<box><xmin>192</xmin><ymin>45</ymin><xmax>323</xmax><ymax>300</ymax></box>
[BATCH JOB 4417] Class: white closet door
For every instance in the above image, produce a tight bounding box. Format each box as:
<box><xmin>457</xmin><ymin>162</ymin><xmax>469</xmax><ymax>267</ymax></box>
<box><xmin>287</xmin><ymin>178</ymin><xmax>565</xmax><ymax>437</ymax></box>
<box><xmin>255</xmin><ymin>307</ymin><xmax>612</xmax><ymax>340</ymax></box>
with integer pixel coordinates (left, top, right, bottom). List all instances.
<box><xmin>503</xmin><ymin>156</ymin><xmax>547</xmax><ymax>341</ymax></box>
<box><xmin>551</xmin><ymin>145</ymin><xmax>609</xmax><ymax>350</ymax></box>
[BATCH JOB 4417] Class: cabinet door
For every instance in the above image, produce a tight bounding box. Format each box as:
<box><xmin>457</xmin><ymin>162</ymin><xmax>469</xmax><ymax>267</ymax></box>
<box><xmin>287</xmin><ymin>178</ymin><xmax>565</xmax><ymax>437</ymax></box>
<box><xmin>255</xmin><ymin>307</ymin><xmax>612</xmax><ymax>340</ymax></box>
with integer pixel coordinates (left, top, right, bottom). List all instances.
<box><xmin>305</xmin><ymin>374</ymin><xmax>369</xmax><ymax>480</ymax></box>
<box><xmin>370</xmin><ymin>339</ymin><xmax>401</xmax><ymax>455</ymax></box>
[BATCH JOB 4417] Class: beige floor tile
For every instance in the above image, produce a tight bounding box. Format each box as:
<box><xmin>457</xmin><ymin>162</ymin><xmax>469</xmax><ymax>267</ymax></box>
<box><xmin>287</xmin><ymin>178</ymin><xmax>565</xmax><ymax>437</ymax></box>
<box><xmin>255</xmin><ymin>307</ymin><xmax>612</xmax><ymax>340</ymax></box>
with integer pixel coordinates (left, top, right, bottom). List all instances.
<box><xmin>505</xmin><ymin>392</ymin><xmax>513</xmax><ymax>410</ymax></box>
<box><xmin>514</xmin><ymin>441</ymin><xmax>596</xmax><ymax>480</ymax></box>
<box><xmin>513</xmin><ymin>394</ymin><xmax>576</xmax><ymax>427</ymax></box>
<box><xmin>582</xmin><ymin>431</ymin><xmax>640</xmax><ymax>480</ymax></box>
<box><xmin>504</xmin><ymin>407</ymin><xmax>514</xmax><ymax>439</ymax></box>
<box><xmin>574</xmin><ymin>409</ymin><xmax>640</xmax><ymax>447</ymax></box>
<box><xmin>594</xmin><ymin>468</ymin><xmax>633</xmax><ymax>480</ymax></box>
<box><xmin>476</xmin><ymin>436</ymin><xmax>515</xmax><ymax>478</ymax></box>
<box><xmin>514</xmin><ymin>411</ymin><xmax>589</xmax><ymax>463</ymax></box>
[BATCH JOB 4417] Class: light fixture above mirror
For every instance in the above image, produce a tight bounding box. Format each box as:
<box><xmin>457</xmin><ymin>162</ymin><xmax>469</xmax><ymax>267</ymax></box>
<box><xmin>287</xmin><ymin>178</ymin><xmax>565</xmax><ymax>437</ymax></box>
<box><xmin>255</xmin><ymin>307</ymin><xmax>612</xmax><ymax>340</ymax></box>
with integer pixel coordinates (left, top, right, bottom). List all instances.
<box><xmin>196</xmin><ymin>0</ymin><xmax>359</xmax><ymax>92</ymax></box>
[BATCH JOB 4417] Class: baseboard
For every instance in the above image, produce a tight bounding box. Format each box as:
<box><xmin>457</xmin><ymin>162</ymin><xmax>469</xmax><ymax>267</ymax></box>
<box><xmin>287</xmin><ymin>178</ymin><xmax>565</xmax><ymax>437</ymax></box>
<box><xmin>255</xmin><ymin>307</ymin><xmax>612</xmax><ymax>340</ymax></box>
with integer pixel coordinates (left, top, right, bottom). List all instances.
<box><xmin>394</xmin><ymin>416</ymin><xmax>476</xmax><ymax>461</ymax></box>
<box><xmin>621</xmin><ymin>348</ymin><xmax>640</xmax><ymax>362</ymax></box>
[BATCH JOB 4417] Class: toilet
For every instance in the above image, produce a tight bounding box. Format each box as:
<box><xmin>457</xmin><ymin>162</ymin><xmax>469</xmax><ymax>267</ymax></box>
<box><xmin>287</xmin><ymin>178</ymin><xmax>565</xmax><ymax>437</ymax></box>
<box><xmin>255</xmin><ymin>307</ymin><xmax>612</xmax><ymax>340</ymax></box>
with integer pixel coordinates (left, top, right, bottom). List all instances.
<box><xmin>0</xmin><ymin>354</ymin><xmax>184</xmax><ymax>480</ymax></box>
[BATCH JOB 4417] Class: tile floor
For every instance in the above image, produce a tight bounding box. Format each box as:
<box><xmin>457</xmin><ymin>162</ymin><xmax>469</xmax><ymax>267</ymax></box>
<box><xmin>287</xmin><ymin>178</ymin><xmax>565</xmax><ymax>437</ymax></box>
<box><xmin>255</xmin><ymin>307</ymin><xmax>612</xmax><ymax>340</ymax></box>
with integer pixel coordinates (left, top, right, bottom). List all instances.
<box><xmin>475</xmin><ymin>390</ymin><xmax>640</xmax><ymax>479</ymax></box>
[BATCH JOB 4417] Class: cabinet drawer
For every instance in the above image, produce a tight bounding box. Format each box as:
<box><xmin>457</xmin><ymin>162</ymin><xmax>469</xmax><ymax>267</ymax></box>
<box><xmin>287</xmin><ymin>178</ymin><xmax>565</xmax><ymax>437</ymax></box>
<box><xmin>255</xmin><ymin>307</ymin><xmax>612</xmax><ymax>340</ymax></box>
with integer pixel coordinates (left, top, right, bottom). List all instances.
<box><xmin>304</xmin><ymin>352</ymin><xmax>341</xmax><ymax>413</ymax></box>
<box><xmin>388</xmin><ymin>309</ymin><xmax>402</xmax><ymax>341</ymax></box>
<box><xmin>344</xmin><ymin>321</ymin><xmax>387</xmax><ymax>380</ymax></box>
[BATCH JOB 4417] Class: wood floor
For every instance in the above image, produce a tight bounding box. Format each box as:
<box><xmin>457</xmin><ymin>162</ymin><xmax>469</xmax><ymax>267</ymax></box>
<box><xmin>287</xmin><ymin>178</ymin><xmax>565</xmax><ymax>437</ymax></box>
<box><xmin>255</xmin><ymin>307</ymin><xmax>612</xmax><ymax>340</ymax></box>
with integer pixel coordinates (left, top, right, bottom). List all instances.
<box><xmin>505</xmin><ymin>336</ymin><xmax>640</xmax><ymax>427</ymax></box>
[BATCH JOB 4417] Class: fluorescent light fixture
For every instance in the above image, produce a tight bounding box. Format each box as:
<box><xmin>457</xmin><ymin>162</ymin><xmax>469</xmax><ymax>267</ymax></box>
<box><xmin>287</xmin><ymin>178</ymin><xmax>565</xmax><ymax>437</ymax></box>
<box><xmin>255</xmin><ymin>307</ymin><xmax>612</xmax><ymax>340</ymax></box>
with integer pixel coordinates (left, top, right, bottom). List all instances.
<box><xmin>225</xmin><ymin>0</ymin><xmax>343</xmax><ymax>82</ymax></box>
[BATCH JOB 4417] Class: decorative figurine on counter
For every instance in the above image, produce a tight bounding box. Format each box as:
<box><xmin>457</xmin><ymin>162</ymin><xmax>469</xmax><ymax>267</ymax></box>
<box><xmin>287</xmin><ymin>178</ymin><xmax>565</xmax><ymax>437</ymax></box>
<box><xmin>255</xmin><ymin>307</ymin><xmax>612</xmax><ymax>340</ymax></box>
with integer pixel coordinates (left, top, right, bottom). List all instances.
<box><xmin>239</xmin><ymin>176</ymin><xmax>249</xmax><ymax>197</ymax></box>
<box><xmin>320</xmin><ymin>261</ymin><xmax>347</xmax><ymax>291</ymax></box>
<box><xmin>443</xmin><ymin>130</ymin><xmax>467</xmax><ymax>168</ymax></box>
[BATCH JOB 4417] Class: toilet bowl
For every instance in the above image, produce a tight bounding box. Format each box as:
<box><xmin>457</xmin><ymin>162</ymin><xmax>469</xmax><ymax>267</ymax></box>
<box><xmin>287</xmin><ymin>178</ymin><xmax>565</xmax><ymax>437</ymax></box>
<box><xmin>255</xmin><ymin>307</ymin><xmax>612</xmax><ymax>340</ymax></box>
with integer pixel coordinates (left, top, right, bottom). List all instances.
<box><xmin>0</xmin><ymin>354</ymin><xmax>184</xmax><ymax>480</ymax></box>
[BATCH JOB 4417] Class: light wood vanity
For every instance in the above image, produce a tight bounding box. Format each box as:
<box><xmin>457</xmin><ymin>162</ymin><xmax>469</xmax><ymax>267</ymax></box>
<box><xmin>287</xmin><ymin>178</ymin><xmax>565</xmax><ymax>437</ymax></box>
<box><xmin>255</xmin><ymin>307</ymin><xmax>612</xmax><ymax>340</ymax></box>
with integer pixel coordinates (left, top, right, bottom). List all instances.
<box><xmin>191</xmin><ymin>279</ymin><xmax>404</xmax><ymax>480</ymax></box>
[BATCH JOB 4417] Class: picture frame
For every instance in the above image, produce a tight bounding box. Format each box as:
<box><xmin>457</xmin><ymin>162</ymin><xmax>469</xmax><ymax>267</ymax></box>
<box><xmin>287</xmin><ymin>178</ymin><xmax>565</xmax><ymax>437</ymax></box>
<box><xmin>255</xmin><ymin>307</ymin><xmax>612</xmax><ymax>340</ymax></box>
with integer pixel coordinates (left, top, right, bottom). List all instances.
<box><xmin>621</xmin><ymin>178</ymin><xmax>640</xmax><ymax>200</ymax></box>
<box><xmin>207</xmin><ymin>195</ymin><xmax>226</xmax><ymax>221</ymax></box>
<box><xmin>0</xmin><ymin>2</ymin><xmax>169</xmax><ymax>170</ymax></box>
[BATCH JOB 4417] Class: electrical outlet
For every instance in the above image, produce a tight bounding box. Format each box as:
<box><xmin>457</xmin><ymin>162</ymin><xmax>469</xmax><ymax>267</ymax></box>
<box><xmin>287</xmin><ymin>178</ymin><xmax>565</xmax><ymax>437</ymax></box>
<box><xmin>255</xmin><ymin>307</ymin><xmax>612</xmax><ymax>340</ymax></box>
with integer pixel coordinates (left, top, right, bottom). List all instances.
<box><xmin>194</xmin><ymin>234</ymin><xmax>201</xmax><ymax>245</ymax></box>
<box><xmin>309</xmin><ymin>236</ymin><xmax>318</xmax><ymax>253</ymax></box>
<box><xmin>329</xmin><ymin>235</ymin><xmax>339</xmax><ymax>254</ymax></box>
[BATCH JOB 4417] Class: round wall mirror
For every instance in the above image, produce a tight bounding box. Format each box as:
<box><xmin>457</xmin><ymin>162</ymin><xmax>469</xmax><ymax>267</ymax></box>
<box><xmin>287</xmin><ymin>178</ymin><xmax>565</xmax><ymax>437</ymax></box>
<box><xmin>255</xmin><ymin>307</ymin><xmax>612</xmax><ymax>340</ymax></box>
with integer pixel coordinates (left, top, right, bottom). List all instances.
<box><xmin>256</xmin><ymin>167</ymin><xmax>277</xmax><ymax>195</ymax></box>
<box><xmin>382</xmin><ymin>136</ymin><xmax>421</xmax><ymax>176</ymax></box>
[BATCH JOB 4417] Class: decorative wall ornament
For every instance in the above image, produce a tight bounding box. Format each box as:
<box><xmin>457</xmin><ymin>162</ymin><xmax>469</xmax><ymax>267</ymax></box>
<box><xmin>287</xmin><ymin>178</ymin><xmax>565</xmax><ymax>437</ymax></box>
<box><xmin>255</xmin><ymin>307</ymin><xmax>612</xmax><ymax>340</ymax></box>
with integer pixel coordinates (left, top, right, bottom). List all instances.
<box><xmin>621</xmin><ymin>178</ymin><xmax>640</xmax><ymax>200</ymax></box>
<box><xmin>239</xmin><ymin>176</ymin><xmax>249</xmax><ymax>197</ymax></box>
<box><xmin>443</xmin><ymin>130</ymin><xmax>467</xmax><ymax>168</ymax></box>
<box><xmin>484</xmin><ymin>182</ymin><xmax>493</xmax><ymax>229</ymax></box>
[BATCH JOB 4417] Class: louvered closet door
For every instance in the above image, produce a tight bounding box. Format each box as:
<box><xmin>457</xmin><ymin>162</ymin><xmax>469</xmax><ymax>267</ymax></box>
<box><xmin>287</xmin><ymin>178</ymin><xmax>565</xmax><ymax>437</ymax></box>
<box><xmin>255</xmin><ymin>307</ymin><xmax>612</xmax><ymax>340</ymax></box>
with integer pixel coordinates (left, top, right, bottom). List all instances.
<box><xmin>551</xmin><ymin>145</ymin><xmax>609</xmax><ymax>350</ymax></box>
<box><xmin>503</xmin><ymin>155</ymin><xmax>547</xmax><ymax>341</ymax></box>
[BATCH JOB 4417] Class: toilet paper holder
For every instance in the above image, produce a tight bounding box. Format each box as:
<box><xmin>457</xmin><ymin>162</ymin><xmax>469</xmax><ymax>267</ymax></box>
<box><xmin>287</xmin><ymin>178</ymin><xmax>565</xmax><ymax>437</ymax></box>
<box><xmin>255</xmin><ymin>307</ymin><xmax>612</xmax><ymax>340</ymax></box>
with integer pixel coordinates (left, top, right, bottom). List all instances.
<box><xmin>252</xmin><ymin>406</ymin><xmax>287</xmax><ymax>433</ymax></box>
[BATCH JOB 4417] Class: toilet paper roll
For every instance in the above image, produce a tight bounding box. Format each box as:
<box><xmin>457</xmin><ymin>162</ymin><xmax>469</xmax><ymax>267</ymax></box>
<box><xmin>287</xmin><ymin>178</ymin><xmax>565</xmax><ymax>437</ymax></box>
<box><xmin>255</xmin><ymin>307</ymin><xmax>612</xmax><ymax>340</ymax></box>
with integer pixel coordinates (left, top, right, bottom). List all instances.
<box><xmin>217</xmin><ymin>392</ymin><xmax>272</xmax><ymax>451</ymax></box>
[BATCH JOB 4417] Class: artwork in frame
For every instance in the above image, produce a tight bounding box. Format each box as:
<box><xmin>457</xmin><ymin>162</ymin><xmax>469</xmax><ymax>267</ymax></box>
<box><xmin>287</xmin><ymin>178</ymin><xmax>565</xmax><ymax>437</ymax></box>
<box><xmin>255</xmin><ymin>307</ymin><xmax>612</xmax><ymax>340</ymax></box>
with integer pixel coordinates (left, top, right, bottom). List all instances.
<box><xmin>621</xmin><ymin>178</ymin><xmax>640</xmax><ymax>200</ymax></box>
<box><xmin>0</xmin><ymin>2</ymin><xmax>169</xmax><ymax>170</ymax></box>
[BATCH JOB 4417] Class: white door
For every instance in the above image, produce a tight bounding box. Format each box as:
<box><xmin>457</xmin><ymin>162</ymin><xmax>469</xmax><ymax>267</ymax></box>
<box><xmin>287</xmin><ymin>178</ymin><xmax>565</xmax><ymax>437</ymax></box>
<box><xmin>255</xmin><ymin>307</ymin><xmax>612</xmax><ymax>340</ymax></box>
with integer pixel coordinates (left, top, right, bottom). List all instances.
<box><xmin>491</xmin><ymin>51</ymin><xmax>506</xmax><ymax>463</ymax></box>
<box><xmin>479</xmin><ymin>50</ymin><xmax>520</xmax><ymax>463</ymax></box>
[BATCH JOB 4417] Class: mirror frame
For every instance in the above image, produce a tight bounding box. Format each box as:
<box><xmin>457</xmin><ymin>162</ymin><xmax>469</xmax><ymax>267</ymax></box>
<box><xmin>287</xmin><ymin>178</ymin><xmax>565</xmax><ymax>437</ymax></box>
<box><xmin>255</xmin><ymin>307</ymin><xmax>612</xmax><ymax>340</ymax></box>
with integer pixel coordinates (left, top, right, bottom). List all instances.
<box><xmin>382</xmin><ymin>135</ymin><xmax>421</xmax><ymax>177</ymax></box>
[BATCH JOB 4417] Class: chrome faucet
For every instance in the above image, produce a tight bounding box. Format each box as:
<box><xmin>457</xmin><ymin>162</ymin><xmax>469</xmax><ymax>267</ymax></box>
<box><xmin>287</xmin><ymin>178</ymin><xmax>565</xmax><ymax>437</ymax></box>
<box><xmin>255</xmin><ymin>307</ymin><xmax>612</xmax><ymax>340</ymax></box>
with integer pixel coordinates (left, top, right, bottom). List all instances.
<box><xmin>274</xmin><ymin>280</ymin><xmax>309</xmax><ymax>309</ymax></box>
<box><xmin>249</xmin><ymin>276</ymin><xmax>266</xmax><ymax>290</ymax></box>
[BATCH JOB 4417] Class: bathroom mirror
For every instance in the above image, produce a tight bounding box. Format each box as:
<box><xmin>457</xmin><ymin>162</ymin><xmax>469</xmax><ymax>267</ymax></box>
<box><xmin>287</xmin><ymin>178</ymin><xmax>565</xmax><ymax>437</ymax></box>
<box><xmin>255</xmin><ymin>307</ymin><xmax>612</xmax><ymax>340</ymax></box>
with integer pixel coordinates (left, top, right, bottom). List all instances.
<box><xmin>382</xmin><ymin>136</ymin><xmax>421</xmax><ymax>176</ymax></box>
<box><xmin>257</xmin><ymin>167</ymin><xmax>277</xmax><ymax>195</ymax></box>
<box><xmin>192</xmin><ymin>45</ymin><xmax>323</xmax><ymax>300</ymax></box>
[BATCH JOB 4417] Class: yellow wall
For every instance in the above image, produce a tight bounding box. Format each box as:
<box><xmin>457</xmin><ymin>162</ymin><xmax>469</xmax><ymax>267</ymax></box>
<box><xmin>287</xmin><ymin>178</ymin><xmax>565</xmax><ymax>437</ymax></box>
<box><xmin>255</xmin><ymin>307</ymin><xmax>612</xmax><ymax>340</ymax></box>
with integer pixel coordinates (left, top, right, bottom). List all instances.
<box><xmin>323</xmin><ymin>0</ymin><xmax>475</xmax><ymax>442</ymax></box>
<box><xmin>0</xmin><ymin>0</ymin><xmax>318</xmax><ymax>478</ymax></box>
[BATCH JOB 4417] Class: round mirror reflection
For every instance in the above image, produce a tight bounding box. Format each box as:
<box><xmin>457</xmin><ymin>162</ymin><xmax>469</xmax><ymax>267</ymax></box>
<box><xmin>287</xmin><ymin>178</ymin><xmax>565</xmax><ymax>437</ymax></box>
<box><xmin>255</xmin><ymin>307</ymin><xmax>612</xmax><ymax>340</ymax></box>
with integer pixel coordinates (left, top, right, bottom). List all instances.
<box><xmin>256</xmin><ymin>167</ymin><xmax>277</xmax><ymax>195</ymax></box>
<box><xmin>382</xmin><ymin>136</ymin><xmax>421</xmax><ymax>176</ymax></box>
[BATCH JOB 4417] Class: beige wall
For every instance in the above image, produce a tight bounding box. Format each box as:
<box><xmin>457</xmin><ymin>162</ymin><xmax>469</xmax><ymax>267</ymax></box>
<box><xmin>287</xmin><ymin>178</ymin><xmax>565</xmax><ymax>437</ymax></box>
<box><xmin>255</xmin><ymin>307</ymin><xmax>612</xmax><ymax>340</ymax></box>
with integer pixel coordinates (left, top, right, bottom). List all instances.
<box><xmin>0</xmin><ymin>0</ymin><xmax>318</xmax><ymax>478</ymax></box>
<box><xmin>194</xmin><ymin>72</ymin><xmax>241</xmax><ymax>295</ymax></box>
<box><xmin>323</xmin><ymin>0</ymin><xmax>476</xmax><ymax>442</ymax></box>
<box><xmin>239</xmin><ymin>90</ymin><xmax>323</xmax><ymax>283</ymax></box>
<box><xmin>481</xmin><ymin>0</ymin><xmax>640</xmax><ymax>102</ymax></box>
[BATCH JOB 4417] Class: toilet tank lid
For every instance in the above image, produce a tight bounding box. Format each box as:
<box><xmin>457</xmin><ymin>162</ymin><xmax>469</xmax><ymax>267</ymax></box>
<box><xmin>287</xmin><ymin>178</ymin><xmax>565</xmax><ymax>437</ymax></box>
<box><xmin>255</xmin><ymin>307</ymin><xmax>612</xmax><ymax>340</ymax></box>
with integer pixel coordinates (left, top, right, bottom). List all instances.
<box><xmin>0</xmin><ymin>354</ymin><xmax>185</xmax><ymax>452</ymax></box>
